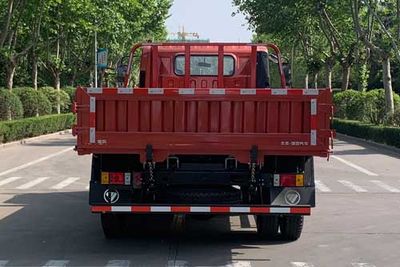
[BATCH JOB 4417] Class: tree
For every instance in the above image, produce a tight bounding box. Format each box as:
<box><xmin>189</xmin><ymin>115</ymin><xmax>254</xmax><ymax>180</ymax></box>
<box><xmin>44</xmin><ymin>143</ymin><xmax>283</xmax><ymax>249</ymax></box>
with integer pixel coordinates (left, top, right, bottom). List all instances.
<box><xmin>234</xmin><ymin>0</ymin><xmax>342</xmax><ymax>89</ymax></box>
<box><xmin>0</xmin><ymin>0</ymin><xmax>44</xmax><ymax>90</ymax></box>
<box><xmin>316</xmin><ymin>0</ymin><xmax>358</xmax><ymax>90</ymax></box>
<box><xmin>0</xmin><ymin>0</ymin><xmax>171</xmax><ymax>91</ymax></box>
<box><xmin>351</xmin><ymin>0</ymin><xmax>400</xmax><ymax>115</ymax></box>
<box><xmin>234</xmin><ymin>0</ymin><xmax>361</xmax><ymax>90</ymax></box>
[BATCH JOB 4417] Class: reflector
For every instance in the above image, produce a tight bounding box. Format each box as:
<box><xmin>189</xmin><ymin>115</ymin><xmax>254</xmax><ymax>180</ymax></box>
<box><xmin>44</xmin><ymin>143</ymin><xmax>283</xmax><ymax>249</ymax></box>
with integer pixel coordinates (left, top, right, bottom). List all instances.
<box><xmin>296</xmin><ymin>174</ymin><xmax>304</xmax><ymax>186</ymax></box>
<box><xmin>101</xmin><ymin>172</ymin><xmax>109</xmax><ymax>184</ymax></box>
<box><xmin>124</xmin><ymin>172</ymin><xmax>131</xmax><ymax>185</ymax></box>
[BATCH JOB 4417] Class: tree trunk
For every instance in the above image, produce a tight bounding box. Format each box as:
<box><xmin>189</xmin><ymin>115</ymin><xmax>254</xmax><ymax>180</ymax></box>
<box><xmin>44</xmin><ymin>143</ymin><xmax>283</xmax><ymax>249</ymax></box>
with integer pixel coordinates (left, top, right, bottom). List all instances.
<box><xmin>0</xmin><ymin>0</ymin><xmax>15</xmax><ymax>48</ymax></box>
<box><xmin>326</xmin><ymin>65</ymin><xmax>332</xmax><ymax>89</ymax></box>
<box><xmin>69</xmin><ymin>68</ymin><xmax>77</xmax><ymax>86</ymax></box>
<box><xmin>54</xmin><ymin>70</ymin><xmax>61</xmax><ymax>114</ymax></box>
<box><xmin>314</xmin><ymin>73</ymin><xmax>318</xmax><ymax>89</ymax></box>
<box><xmin>31</xmin><ymin>49</ymin><xmax>39</xmax><ymax>116</ymax></box>
<box><xmin>356</xmin><ymin>62</ymin><xmax>369</xmax><ymax>92</ymax></box>
<box><xmin>382</xmin><ymin>56</ymin><xmax>394</xmax><ymax>116</ymax></box>
<box><xmin>305</xmin><ymin>74</ymin><xmax>309</xmax><ymax>89</ymax></box>
<box><xmin>291</xmin><ymin>44</ymin><xmax>296</xmax><ymax>86</ymax></box>
<box><xmin>341</xmin><ymin>63</ymin><xmax>350</xmax><ymax>90</ymax></box>
<box><xmin>32</xmin><ymin>53</ymin><xmax>38</xmax><ymax>90</ymax></box>
<box><xmin>54</xmin><ymin>71</ymin><xmax>61</xmax><ymax>90</ymax></box>
<box><xmin>397</xmin><ymin>0</ymin><xmax>400</xmax><ymax>41</ymax></box>
<box><xmin>6</xmin><ymin>59</ymin><xmax>16</xmax><ymax>90</ymax></box>
<box><xmin>55</xmin><ymin>35</ymin><xmax>61</xmax><ymax>114</ymax></box>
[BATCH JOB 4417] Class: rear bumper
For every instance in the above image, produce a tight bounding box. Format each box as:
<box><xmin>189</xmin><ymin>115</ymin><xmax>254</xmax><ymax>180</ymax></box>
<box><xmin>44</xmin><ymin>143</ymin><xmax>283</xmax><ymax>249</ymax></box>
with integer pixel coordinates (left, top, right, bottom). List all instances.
<box><xmin>91</xmin><ymin>205</ymin><xmax>311</xmax><ymax>215</ymax></box>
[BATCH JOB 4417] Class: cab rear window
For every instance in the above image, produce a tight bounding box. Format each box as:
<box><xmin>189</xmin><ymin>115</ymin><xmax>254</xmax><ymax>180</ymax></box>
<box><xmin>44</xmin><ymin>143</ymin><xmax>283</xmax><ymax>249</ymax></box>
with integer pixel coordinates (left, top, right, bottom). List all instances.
<box><xmin>174</xmin><ymin>55</ymin><xmax>235</xmax><ymax>76</ymax></box>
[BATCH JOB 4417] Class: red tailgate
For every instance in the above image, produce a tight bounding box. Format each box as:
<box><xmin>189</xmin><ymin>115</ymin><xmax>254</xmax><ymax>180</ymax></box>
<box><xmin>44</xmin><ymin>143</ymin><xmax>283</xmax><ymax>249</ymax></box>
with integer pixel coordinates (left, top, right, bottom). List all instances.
<box><xmin>73</xmin><ymin>87</ymin><xmax>333</xmax><ymax>162</ymax></box>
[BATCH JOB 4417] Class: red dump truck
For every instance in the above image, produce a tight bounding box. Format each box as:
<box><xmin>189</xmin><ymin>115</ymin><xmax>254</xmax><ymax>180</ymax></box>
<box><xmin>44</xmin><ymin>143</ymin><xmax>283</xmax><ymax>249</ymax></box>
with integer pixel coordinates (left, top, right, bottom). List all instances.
<box><xmin>73</xmin><ymin>43</ymin><xmax>333</xmax><ymax>240</ymax></box>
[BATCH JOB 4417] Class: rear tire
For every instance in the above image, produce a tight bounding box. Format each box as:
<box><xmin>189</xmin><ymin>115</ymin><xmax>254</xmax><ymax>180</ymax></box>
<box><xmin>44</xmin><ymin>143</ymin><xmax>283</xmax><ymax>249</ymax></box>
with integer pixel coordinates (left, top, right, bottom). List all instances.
<box><xmin>280</xmin><ymin>215</ymin><xmax>304</xmax><ymax>241</ymax></box>
<box><xmin>256</xmin><ymin>215</ymin><xmax>279</xmax><ymax>240</ymax></box>
<box><xmin>101</xmin><ymin>213</ymin><xmax>126</xmax><ymax>239</ymax></box>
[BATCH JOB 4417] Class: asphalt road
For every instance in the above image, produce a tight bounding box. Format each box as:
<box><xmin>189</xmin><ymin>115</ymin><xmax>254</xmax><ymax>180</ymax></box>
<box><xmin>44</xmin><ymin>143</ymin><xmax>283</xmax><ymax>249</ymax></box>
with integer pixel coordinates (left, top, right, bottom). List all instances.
<box><xmin>0</xmin><ymin>133</ymin><xmax>399</xmax><ymax>267</ymax></box>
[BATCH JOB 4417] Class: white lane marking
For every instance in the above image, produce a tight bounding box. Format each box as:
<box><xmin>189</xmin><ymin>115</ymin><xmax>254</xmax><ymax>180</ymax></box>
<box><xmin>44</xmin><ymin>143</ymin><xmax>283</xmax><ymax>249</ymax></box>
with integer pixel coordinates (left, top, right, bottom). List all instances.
<box><xmin>42</xmin><ymin>260</ymin><xmax>69</xmax><ymax>267</ymax></box>
<box><xmin>0</xmin><ymin>261</ymin><xmax>9</xmax><ymax>267</ymax></box>
<box><xmin>16</xmin><ymin>177</ymin><xmax>50</xmax><ymax>190</ymax></box>
<box><xmin>51</xmin><ymin>177</ymin><xmax>80</xmax><ymax>190</ymax></box>
<box><xmin>291</xmin><ymin>262</ymin><xmax>314</xmax><ymax>267</ymax></box>
<box><xmin>248</xmin><ymin>215</ymin><xmax>256</xmax><ymax>228</ymax></box>
<box><xmin>370</xmin><ymin>180</ymin><xmax>400</xmax><ymax>193</ymax></box>
<box><xmin>0</xmin><ymin>177</ymin><xmax>22</xmax><ymax>187</ymax></box>
<box><xmin>315</xmin><ymin>180</ymin><xmax>331</xmax><ymax>192</ymax></box>
<box><xmin>351</xmin><ymin>263</ymin><xmax>376</xmax><ymax>267</ymax></box>
<box><xmin>169</xmin><ymin>261</ymin><xmax>252</xmax><ymax>267</ymax></box>
<box><xmin>226</xmin><ymin>261</ymin><xmax>252</xmax><ymax>267</ymax></box>
<box><xmin>338</xmin><ymin>180</ymin><xmax>368</xmax><ymax>192</ymax></box>
<box><xmin>167</xmin><ymin>260</ymin><xmax>188</xmax><ymax>267</ymax></box>
<box><xmin>229</xmin><ymin>215</ymin><xmax>241</xmax><ymax>229</ymax></box>
<box><xmin>331</xmin><ymin>156</ymin><xmax>378</xmax><ymax>176</ymax></box>
<box><xmin>106</xmin><ymin>260</ymin><xmax>130</xmax><ymax>267</ymax></box>
<box><xmin>0</xmin><ymin>147</ymin><xmax>72</xmax><ymax>177</ymax></box>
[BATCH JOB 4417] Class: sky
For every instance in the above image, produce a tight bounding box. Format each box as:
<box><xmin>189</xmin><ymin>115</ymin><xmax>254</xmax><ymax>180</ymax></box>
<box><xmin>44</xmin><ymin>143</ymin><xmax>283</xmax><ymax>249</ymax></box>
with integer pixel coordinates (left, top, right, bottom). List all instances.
<box><xmin>166</xmin><ymin>0</ymin><xmax>253</xmax><ymax>42</ymax></box>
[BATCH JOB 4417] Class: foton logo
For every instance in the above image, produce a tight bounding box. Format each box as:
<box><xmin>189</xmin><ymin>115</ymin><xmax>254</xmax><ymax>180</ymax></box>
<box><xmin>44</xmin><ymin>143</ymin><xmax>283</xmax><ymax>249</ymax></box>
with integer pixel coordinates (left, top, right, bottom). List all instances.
<box><xmin>103</xmin><ymin>189</ymin><xmax>120</xmax><ymax>204</ymax></box>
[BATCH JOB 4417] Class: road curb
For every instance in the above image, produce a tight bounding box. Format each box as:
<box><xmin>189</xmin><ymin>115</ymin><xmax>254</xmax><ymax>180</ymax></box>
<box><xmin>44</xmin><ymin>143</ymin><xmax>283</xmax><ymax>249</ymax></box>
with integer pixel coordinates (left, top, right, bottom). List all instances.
<box><xmin>0</xmin><ymin>129</ymin><xmax>72</xmax><ymax>150</ymax></box>
<box><xmin>336</xmin><ymin>132</ymin><xmax>400</xmax><ymax>156</ymax></box>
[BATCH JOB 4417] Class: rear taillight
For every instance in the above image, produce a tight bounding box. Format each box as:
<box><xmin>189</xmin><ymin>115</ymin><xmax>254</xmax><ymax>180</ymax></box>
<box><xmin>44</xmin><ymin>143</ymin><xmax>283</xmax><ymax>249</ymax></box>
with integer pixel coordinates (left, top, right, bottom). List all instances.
<box><xmin>273</xmin><ymin>174</ymin><xmax>304</xmax><ymax>187</ymax></box>
<box><xmin>101</xmin><ymin>172</ymin><xmax>131</xmax><ymax>185</ymax></box>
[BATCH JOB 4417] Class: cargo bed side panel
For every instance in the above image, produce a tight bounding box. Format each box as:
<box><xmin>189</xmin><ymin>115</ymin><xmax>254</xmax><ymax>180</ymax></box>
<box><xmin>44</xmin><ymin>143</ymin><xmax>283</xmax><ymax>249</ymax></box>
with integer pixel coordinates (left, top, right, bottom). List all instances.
<box><xmin>74</xmin><ymin>88</ymin><xmax>333</xmax><ymax>162</ymax></box>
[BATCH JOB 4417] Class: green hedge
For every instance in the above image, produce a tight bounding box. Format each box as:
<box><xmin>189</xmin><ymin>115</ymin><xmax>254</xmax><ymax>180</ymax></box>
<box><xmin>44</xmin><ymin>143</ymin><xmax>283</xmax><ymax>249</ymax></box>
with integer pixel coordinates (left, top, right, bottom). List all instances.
<box><xmin>0</xmin><ymin>113</ymin><xmax>75</xmax><ymax>143</ymax></box>
<box><xmin>13</xmin><ymin>87</ymin><xmax>52</xmax><ymax>117</ymax></box>
<box><xmin>333</xmin><ymin>118</ymin><xmax>400</xmax><ymax>149</ymax></box>
<box><xmin>334</xmin><ymin>89</ymin><xmax>400</xmax><ymax>125</ymax></box>
<box><xmin>40</xmin><ymin>87</ymin><xmax>71</xmax><ymax>114</ymax></box>
<box><xmin>386</xmin><ymin>109</ymin><xmax>400</xmax><ymax>127</ymax></box>
<box><xmin>62</xmin><ymin>86</ymin><xmax>76</xmax><ymax>101</ymax></box>
<box><xmin>62</xmin><ymin>87</ymin><xmax>76</xmax><ymax>111</ymax></box>
<box><xmin>0</xmin><ymin>89</ymin><xmax>24</xmax><ymax>120</ymax></box>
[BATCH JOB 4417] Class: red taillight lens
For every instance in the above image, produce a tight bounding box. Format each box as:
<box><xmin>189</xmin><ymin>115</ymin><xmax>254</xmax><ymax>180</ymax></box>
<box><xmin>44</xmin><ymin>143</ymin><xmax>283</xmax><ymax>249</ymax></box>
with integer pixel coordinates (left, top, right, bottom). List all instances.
<box><xmin>274</xmin><ymin>173</ymin><xmax>305</xmax><ymax>187</ymax></box>
<box><xmin>109</xmin><ymin>172</ymin><xmax>124</xmax><ymax>184</ymax></box>
<box><xmin>279</xmin><ymin>174</ymin><xmax>297</xmax><ymax>186</ymax></box>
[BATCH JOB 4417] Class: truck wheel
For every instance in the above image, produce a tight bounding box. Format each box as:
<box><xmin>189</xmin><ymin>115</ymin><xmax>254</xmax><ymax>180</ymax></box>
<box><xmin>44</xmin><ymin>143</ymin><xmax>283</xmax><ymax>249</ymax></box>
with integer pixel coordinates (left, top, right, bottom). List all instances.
<box><xmin>101</xmin><ymin>213</ymin><xmax>126</xmax><ymax>239</ymax></box>
<box><xmin>280</xmin><ymin>215</ymin><xmax>304</xmax><ymax>241</ymax></box>
<box><xmin>256</xmin><ymin>215</ymin><xmax>279</xmax><ymax>240</ymax></box>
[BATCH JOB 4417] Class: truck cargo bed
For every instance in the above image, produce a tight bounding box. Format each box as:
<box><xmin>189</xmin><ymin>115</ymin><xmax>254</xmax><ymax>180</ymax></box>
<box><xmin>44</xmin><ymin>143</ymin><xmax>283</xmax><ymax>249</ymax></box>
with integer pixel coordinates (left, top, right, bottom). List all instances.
<box><xmin>73</xmin><ymin>87</ymin><xmax>333</xmax><ymax>162</ymax></box>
